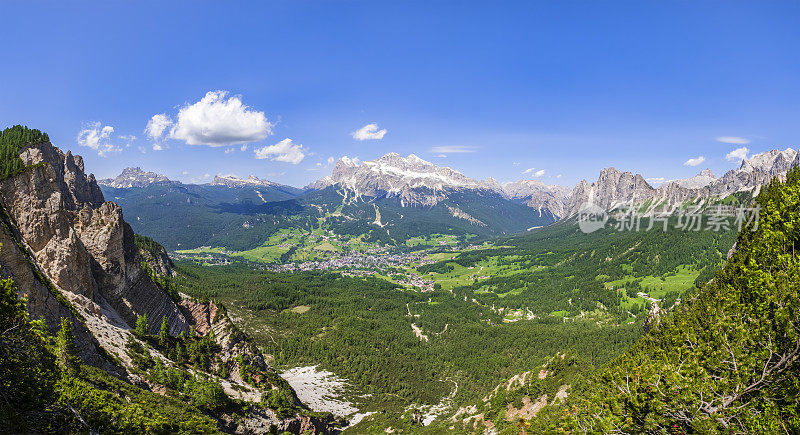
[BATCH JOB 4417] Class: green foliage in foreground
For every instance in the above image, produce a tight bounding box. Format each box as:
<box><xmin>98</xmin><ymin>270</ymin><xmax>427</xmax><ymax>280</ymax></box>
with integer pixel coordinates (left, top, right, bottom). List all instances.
<box><xmin>533</xmin><ymin>168</ymin><xmax>800</xmax><ymax>433</ymax></box>
<box><xmin>0</xmin><ymin>124</ymin><xmax>49</xmax><ymax>180</ymax></box>
<box><xmin>0</xmin><ymin>265</ymin><xmax>220</xmax><ymax>433</ymax></box>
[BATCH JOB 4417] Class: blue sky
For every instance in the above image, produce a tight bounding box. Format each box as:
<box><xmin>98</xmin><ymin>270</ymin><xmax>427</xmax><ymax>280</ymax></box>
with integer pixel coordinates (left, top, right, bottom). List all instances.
<box><xmin>2</xmin><ymin>1</ymin><xmax>799</xmax><ymax>188</ymax></box>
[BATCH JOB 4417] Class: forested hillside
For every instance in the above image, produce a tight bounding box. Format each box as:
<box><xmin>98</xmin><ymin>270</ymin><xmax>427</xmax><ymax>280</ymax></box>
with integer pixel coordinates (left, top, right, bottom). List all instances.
<box><xmin>527</xmin><ymin>168</ymin><xmax>800</xmax><ymax>433</ymax></box>
<box><xmin>418</xmin><ymin>211</ymin><xmax>740</xmax><ymax>320</ymax></box>
<box><xmin>101</xmin><ymin>182</ymin><xmax>556</xmax><ymax>251</ymax></box>
<box><xmin>174</xmin><ymin>263</ymin><xmax>642</xmax><ymax>431</ymax></box>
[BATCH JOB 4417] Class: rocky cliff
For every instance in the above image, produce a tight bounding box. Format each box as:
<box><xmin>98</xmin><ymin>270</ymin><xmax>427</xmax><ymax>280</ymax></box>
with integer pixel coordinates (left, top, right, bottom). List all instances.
<box><xmin>1</xmin><ymin>142</ymin><xmax>187</xmax><ymax>335</ymax></box>
<box><xmin>0</xmin><ymin>137</ymin><xmax>337</xmax><ymax>433</ymax></box>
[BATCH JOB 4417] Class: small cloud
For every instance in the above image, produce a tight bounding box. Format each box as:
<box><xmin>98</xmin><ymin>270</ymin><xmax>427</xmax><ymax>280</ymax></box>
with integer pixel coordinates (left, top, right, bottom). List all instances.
<box><xmin>169</xmin><ymin>90</ymin><xmax>273</xmax><ymax>147</ymax></box>
<box><xmin>430</xmin><ymin>145</ymin><xmax>477</xmax><ymax>154</ymax></box>
<box><xmin>533</xmin><ymin>169</ymin><xmax>545</xmax><ymax>177</ymax></box>
<box><xmin>435</xmin><ymin>154</ymin><xmax>447</xmax><ymax>158</ymax></box>
<box><xmin>77</xmin><ymin>122</ymin><xmax>120</xmax><ymax>157</ymax></box>
<box><xmin>182</xmin><ymin>171</ymin><xmax>189</xmax><ymax>175</ymax></box>
<box><xmin>240</xmin><ymin>144</ymin><xmax>248</xmax><ymax>152</ymax></box>
<box><xmin>254</xmin><ymin>138</ymin><xmax>306</xmax><ymax>164</ymax></box>
<box><xmin>224</xmin><ymin>148</ymin><xmax>234</xmax><ymax>154</ymax></box>
<box><xmin>145</xmin><ymin>113</ymin><xmax>172</xmax><ymax>141</ymax></box>
<box><xmin>119</xmin><ymin>135</ymin><xmax>136</xmax><ymax>148</ymax></box>
<box><xmin>684</xmin><ymin>156</ymin><xmax>706</xmax><ymax>167</ymax></box>
<box><xmin>726</xmin><ymin>147</ymin><xmax>750</xmax><ymax>162</ymax></box>
<box><xmin>556</xmin><ymin>174</ymin><xmax>562</xmax><ymax>179</ymax></box>
<box><xmin>152</xmin><ymin>143</ymin><xmax>163</xmax><ymax>151</ymax></box>
<box><xmin>513</xmin><ymin>162</ymin><xmax>521</xmax><ymax>166</ymax></box>
<box><xmin>522</xmin><ymin>167</ymin><xmax>535</xmax><ymax>174</ymax></box>
<box><xmin>351</xmin><ymin>123</ymin><xmax>387</xmax><ymax>140</ymax></box>
<box><xmin>716</xmin><ymin>136</ymin><xmax>750</xmax><ymax>145</ymax></box>
<box><xmin>326</xmin><ymin>156</ymin><xmax>335</xmax><ymax>166</ymax></box>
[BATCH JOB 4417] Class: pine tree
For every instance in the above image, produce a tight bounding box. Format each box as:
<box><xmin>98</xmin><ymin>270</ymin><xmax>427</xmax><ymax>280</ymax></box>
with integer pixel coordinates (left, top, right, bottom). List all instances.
<box><xmin>55</xmin><ymin>318</ymin><xmax>81</xmax><ymax>376</ymax></box>
<box><xmin>159</xmin><ymin>315</ymin><xmax>169</xmax><ymax>347</ymax></box>
<box><xmin>134</xmin><ymin>313</ymin><xmax>149</xmax><ymax>337</ymax></box>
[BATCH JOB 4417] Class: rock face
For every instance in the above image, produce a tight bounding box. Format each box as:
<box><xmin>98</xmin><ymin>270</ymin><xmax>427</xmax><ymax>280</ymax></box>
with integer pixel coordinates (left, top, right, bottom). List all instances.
<box><xmin>563</xmin><ymin>148</ymin><xmax>799</xmax><ymax>217</ymax></box>
<box><xmin>98</xmin><ymin>166</ymin><xmax>171</xmax><ymax>188</ymax></box>
<box><xmin>565</xmin><ymin>167</ymin><xmax>656</xmax><ymax>216</ymax></box>
<box><xmin>671</xmin><ymin>169</ymin><xmax>717</xmax><ymax>189</ymax></box>
<box><xmin>0</xmin><ymin>141</ymin><xmax>188</xmax><ymax>337</ymax></box>
<box><xmin>211</xmin><ymin>174</ymin><xmax>277</xmax><ymax>187</ymax></box>
<box><xmin>0</xmin><ymin>138</ymin><xmax>338</xmax><ymax>433</ymax></box>
<box><xmin>502</xmin><ymin>180</ymin><xmax>572</xmax><ymax>218</ymax></box>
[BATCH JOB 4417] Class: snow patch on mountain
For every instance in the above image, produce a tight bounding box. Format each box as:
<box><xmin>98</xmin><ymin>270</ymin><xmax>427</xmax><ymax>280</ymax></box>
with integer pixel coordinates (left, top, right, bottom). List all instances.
<box><xmin>211</xmin><ymin>174</ymin><xmax>277</xmax><ymax>187</ymax></box>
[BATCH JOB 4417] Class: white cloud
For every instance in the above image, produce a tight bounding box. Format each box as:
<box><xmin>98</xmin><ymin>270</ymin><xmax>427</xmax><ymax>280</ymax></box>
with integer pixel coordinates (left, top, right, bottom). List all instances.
<box><xmin>430</xmin><ymin>145</ymin><xmax>477</xmax><ymax>154</ymax></box>
<box><xmin>726</xmin><ymin>147</ymin><xmax>750</xmax><ymax>162</ymax></box>
<box><xmin>77</xmin><ymin>122</ymin><xmax>120</xmax><ymax>157</ymax></box>
<box><xmin>435</xmin><ymin>154</ymin><xmax>447</xmax><ymax>158</ymax></box>
<box><xmin>513</xmin><ymin>162</ymin><xmax>521</xmax><ymax>166</ymax></box>
<box><xmin>522</xmin><ymin>167</ymin><xmax>536</xmax><ymax>174</ymax></box>
<box><xmin>326</xmin><ymin>156</ymin><xmax>335</xmax><ymax>166</ymax></box>
<box><xmin>716</xmin><ymin>136</ymin><xmax>750</xmax><ymax>145</ymax></box>
<box><xmin>152</xmin><ymin>143</ymin><xmax>163</xmax><ymax>151</ymax></box>
<box><xmin>533</xmin><ymin>169</ymin><xmax>545</xmax><ymax>177</ymax></box>
<box><xmin>684</xmin><ymin>156</ymin><xmax>706</xmax><ymax>166</ymax></box>
<box><xmin>240</xmin><ymin>144</ymin><xmax>248</xmax><ymax>152</ymax></box>
<box><xmin>169</xmin><ymin>90</ymin><xmax>273</xmax><ymax>147</ymax></box>
<box><xmin>224</xmin><ymin>148</ymin><xmax>234</xmax><ymax>154</ymax></box>
<box><xmin>351</xmin><ymin>123</ymin><xmax>387</xmax><ymax>140</ymax></box>
<box><xmin>182</xmin><ymin>171</ymin><xmax>189</xmax><ymax>175</ymax></box>
<box><xmin>145</xmin><ymin>113</ymin><xmax>172</xmax><ymax>140</ymax></box>
<box><xmin>254</xmin><ymin>138</ymin><xmax>306</xmax><ymax>164</ymax></box>
<box><xmin>556</xmin><ymin>174</ymin><xmax>562</xmax><ymax>179</ymax></box>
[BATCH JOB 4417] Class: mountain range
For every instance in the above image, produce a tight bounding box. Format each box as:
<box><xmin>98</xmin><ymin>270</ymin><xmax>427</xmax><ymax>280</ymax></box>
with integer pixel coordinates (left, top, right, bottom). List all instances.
<box><xmin>102</xmin><ymin>147</ymin><xmax>799</xmax><ymax>236</ymax></box>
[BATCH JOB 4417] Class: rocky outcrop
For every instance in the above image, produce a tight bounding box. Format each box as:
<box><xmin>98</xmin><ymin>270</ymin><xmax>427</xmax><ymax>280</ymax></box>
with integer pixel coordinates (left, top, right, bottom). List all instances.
<box><xmin>0</xmin><ymin>203</ymin><xmax>112</xmax><ymax>370</ymax></box>
<box><xmin>139</xmin><ymin>239</ymin><xmax>175</xmax><ymax>277</ymax></box>
<box><xmin>179</xmin><ymin>299</ymin><xmax>271</xmax><ymax>386</ymax></box>
<box><xmin>565</xmin><ymin>167</ymin><xmax>656</xmax><ymax>216</ymax></box>
<box><xmin>0</xmin><ymin>141</ymin><xmax>188</xmax><ymax>337</ymax></box>
<box><xmin>503</xmin><ymin>179</ymin><xmax>572</xmax><ymax>218</ymax></box>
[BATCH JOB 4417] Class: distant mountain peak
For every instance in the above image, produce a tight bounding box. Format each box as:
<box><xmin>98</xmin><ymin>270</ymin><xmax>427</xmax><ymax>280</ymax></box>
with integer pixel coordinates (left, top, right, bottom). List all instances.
<box><xmin>211</xmin><ymin>174</ymin><xmax>277</xmax><ymax>187</ymax></box>
<box><xmin>667</xmin><ymin>168</ymin><xmax>718</xmax><ymax>189</ymax></box>
<box><xmin>699</xmin><ymin>168</ymin><xmax>716</xmax><ymax>178</ymax></box>
<box><xmin>99</xmin><ymin>167</ymin><xmax>171</xmax><ymax>188</ymax></box>
<box><xmin>312</xmin><ymin>152</ymin><xmax>500</xmax><ymax>206</ymax></box>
